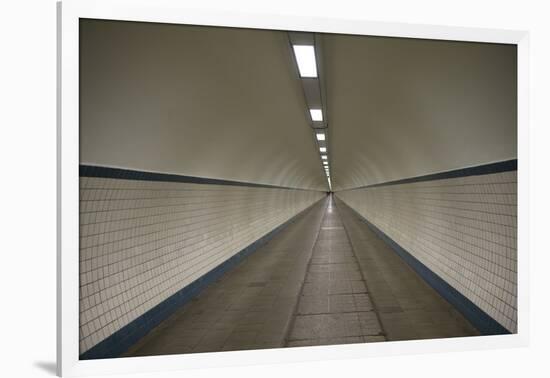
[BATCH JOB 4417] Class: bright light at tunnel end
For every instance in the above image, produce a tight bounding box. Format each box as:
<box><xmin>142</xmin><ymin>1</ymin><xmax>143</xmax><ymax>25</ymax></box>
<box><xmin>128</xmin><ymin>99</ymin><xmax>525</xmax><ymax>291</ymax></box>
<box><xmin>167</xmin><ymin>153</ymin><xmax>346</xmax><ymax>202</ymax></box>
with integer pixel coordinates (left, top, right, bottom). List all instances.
<box><xmin>292</xmin><ymin>45</ymin><xmax>318</xmax><ymax>78</ymax></box>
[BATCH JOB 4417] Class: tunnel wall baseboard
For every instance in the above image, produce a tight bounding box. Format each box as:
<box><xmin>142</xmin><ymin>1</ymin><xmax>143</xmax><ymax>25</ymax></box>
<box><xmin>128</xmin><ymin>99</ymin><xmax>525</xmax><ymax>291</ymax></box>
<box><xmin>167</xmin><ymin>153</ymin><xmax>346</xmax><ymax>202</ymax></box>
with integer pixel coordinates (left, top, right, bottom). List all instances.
<box><xmin>334</xmin><ymin>160</ymin><xmax>517</xmax><ymax>334</ymax></box>
<box><xmin>78</xmin><ymin>165</ymin><xmax>325</xmax><ymax>359</ymax></box>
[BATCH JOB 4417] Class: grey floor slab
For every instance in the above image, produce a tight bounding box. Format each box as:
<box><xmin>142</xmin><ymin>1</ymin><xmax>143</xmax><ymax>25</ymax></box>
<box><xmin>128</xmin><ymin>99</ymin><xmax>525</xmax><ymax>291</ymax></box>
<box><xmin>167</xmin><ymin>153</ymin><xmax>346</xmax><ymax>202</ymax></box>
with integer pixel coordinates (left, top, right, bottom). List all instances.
<box><xmin>125</xmin><ymin>195</ymin><xmax>479</xmax><ymax>358</ymax></box>
<box><xmin>285</xmin><ymin>198</ymin><xmax>386</xmax><ymax>346</ymax></box>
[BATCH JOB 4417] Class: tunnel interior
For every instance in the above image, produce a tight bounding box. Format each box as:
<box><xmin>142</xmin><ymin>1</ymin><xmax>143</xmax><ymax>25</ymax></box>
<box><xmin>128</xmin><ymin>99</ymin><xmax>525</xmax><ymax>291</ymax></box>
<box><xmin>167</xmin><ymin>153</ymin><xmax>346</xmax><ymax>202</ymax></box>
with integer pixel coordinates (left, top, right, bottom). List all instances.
<box><xmin>78</xmin><ymin>19</ymin><xmax>517</xmax><ymax>359</ymax></box>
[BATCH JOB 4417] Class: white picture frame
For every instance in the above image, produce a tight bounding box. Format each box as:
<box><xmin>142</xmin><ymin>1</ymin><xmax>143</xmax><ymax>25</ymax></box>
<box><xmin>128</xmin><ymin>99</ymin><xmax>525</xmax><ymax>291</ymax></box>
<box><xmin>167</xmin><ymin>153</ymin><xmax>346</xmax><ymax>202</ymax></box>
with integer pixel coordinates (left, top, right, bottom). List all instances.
<box><xmin>57</xmin><ymin>0</ymin><xmax>529</xmax><ymax>376</ymax></box>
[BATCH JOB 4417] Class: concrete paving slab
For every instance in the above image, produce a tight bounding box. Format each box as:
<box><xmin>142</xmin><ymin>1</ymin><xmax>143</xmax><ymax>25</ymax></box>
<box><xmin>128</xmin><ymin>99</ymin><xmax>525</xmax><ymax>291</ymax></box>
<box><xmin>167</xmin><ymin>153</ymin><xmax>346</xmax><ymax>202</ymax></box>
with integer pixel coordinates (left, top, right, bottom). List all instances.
<box><xmin>125</xmin><ymin>195</ymin><xmax>480</xmax><ymax>357</ymax></box>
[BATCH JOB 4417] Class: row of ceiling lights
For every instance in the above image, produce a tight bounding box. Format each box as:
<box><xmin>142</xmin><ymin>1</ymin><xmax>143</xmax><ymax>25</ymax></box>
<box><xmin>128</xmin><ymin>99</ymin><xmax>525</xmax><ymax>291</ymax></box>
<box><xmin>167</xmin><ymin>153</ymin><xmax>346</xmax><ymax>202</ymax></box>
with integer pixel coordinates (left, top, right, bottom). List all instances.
<box><xmin>290</xmin><ymin>34</ymin><xmax>331</xmax><ymax>190</ymax></box>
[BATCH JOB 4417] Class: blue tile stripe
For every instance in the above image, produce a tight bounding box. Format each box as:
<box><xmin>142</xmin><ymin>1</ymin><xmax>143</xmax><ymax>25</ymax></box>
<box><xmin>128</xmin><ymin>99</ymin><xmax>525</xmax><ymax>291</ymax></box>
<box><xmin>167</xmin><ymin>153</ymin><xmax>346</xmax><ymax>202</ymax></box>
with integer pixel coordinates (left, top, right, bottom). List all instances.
<box><xmin>79</xmin><ymin>197</ymin><xmax>325</xmax><ymax>360</ymax></box>
<box><xmin>337</xmin><ymin>199</ymin><xmax>512</xmax><ymax>336</ymax></box>
<box><xmin>342</xmin><ymin>159</ymin><xmax>517</xmax><ymax>191</ymax></box>
<box><xmin>80</xmin><ymin>164</ymin><xmax>320</xmax><ymax>191</ymax></box>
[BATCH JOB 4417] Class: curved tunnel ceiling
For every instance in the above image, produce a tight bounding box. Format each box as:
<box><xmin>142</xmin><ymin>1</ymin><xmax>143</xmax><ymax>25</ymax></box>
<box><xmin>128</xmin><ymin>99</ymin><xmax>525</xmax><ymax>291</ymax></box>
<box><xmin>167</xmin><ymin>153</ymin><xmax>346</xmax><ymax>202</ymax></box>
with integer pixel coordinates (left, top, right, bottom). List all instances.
<box><xmin>80</xmin><ymin>20</ymin><xmax>517</xmax><ymax>192</ymax></box>
<box><xmin>323</xmin><ymin>34</ymin><xmax>517</xmax><ymax>191</ymax></box>
<box><xmin>80</xmin><ymin>20</ymin><xmax>328</xmax><ymax>190</ymax></box>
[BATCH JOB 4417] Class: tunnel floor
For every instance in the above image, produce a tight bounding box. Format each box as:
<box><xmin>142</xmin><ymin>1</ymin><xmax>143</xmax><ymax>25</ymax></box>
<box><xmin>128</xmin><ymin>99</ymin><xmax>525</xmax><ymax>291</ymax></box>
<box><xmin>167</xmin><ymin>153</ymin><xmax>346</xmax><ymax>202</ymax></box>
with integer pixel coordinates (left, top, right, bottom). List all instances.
<box><xmin>125</xmin><ymin>196</ymin><xmax>478</xmax><ymax>357</ymax></box>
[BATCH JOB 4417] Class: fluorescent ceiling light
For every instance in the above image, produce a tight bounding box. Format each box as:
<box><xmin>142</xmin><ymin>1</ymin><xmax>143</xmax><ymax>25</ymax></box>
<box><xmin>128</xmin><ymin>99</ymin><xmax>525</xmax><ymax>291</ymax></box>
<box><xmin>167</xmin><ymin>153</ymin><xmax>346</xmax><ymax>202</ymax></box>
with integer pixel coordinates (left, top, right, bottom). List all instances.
<box><xmin>292</xmin><ymin>45</ymin><xmax>317</xmax><ymax>78</ymax></box>
<box><xmin>310</xmin><ymin>109</ymin><xmax>323</xmax><ymax>122</ymax></box>
<box><xmin>321</xmin><ymin>155</ymin><xmax>327</xmax><ymax>160</ymax></box>
<box><xmin>320</xmin><ymin>147</ymin><xmax>327</xmax><ymax>153</ymax></box>
<box><xmin>316</xmin><ymin>133</ymin><xmax>325</xmax><ymax>141</ymax></box>
<box><xmin>323</xmin><ymin>162</ymin><xmax>328</xmax><ymax>166</ymax></box>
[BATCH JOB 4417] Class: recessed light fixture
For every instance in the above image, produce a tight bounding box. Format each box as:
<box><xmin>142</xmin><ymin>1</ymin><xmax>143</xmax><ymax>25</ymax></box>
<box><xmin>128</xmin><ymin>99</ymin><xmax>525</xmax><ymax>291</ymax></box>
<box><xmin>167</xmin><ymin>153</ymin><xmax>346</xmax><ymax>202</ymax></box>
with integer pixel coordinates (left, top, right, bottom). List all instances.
<box><xmin>321</xmin><ymin>155</ymin><xmax>327</xmax><ymax>160</ymax></box>
<box><xmin>323</xmin><ymin>162</ymin><xmax>328</xmax><ymax>166</ymax></box>
<box><xmin>320</xmin><ymin>147</ymin><xmax>327</xmax><ymax>153</ymax></box>
<box><xmin>310</xmin><ymin>109</ymin><xmax>323</xmax><ymax>122</ymax></box>
<box><xmin>292</xmin><ymin>45</ymin><xmax>317</xmax><ymax>78</ymax></box>
<box><xmin>316</xmin><ymin>133</ymin><xmax>325</xmax><ymax>141</ymax></box>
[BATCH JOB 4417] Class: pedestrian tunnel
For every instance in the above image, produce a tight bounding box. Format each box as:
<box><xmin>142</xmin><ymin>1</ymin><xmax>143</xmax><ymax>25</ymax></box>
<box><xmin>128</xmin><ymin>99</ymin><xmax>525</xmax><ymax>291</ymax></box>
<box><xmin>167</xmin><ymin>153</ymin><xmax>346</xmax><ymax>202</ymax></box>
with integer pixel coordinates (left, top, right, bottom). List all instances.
<box><xmin>77</xmin><ymin>19</ymin><xmax>517</xmax><ymax>359</ymax></box>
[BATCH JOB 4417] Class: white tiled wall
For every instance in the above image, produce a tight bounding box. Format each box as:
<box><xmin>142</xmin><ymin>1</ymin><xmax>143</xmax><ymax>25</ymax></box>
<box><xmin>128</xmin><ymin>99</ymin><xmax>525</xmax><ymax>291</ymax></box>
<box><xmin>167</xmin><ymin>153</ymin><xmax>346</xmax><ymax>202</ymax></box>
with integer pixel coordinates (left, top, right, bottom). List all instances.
<box><xmin>335</xmin><ymin>171</ymin><xmax>517</xmax><ymax>332</ymax></box>
<box><xmin>79</xmin><ymin>176</ymin><xmax>324</xmax><ymax>354</ymax></box>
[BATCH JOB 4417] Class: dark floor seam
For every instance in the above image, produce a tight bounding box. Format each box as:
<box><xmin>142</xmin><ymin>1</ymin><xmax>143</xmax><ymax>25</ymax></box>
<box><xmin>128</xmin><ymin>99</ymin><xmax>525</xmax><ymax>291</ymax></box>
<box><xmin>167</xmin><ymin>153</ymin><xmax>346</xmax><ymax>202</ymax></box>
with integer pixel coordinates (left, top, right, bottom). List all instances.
<box><xmin>282</xmin><ymin>198</ymin><xmax>330</xmax><ymax>347</ymax></box>
<box><xmin>333</xmin><ymin>198</ymin><xmax>388</xmax><ymax>339</ymax></box>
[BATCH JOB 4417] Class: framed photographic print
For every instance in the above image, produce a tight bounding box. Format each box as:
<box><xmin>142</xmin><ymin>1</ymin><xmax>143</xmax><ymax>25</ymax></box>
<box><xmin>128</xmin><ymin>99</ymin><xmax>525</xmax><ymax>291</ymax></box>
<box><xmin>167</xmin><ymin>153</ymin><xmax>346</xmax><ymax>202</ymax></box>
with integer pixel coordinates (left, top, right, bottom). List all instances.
<box><xmin>57</xmin><ymin>0</ymin><xmax>529</xmax><ymax>376</ymax></box>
